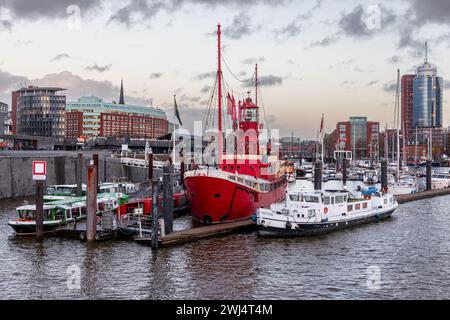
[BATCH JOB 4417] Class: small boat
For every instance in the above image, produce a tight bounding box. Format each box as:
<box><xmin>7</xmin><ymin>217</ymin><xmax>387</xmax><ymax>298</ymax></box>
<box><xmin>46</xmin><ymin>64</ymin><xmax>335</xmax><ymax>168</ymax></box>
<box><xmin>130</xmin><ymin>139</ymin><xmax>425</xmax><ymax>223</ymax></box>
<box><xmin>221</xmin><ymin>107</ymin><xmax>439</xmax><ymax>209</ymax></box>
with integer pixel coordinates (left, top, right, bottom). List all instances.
<box><xmin>257</xmin><ymin>188</ymin><xmax>398</xmax><ymax>237</ymax></box>
<box><xmin>8</xmin><ymin>193</ymin><xmax>126</xmax><ymax>235</ymax></box>
<box><xmin>388</xmin><ymin>175</ymin><xmax>418</xmax><ymax>195</ymax></box>
<box><xmin>431</xmin><ymin>173</ymin><xmax>450</xmax><ymax>190</ymax></box>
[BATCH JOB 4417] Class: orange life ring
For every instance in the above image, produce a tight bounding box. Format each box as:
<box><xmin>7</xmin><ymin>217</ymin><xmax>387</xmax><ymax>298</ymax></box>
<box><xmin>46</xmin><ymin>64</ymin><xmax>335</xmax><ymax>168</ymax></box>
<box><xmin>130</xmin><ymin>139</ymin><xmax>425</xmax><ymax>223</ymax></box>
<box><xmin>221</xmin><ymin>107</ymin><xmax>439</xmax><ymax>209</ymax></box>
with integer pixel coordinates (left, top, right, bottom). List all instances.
<box><xmin>324</xmin><ymin>207</ymin><xmax>328</xmax><ymax>214</ymax></box>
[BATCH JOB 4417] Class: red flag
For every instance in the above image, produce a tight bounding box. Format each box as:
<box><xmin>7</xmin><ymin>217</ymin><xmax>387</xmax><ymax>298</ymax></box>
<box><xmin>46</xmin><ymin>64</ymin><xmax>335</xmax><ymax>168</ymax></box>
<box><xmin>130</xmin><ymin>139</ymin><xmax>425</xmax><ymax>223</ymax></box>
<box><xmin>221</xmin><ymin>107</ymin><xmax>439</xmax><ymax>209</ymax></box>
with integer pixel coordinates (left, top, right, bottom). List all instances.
<box><xmin>231</xmin><ymin>94</ymin><xmax>237</xmax><ymax>121</ymax></box>
<box><xmin>227</xmin><ymin>93</ymin><xmax>233</xmax><ymax>116</ymax></box>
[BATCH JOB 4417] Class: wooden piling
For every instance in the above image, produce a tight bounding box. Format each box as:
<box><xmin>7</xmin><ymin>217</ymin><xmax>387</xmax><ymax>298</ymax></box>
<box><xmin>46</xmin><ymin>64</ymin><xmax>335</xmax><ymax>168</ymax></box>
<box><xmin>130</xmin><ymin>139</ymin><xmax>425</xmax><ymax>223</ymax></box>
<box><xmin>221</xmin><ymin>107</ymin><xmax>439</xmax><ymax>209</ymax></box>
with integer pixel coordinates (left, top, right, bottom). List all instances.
<box><xmin>151</xmin><ymin>179</ymin><xmax>159</xmax><ymax>249</ymax></box>
<box><xmin>35</xmin><ymin>180</ymin><xmax>44</xmax><ymax>241</ymax></box>
<box><xmin>381</xmin><ymin>160</ymin><xmax>388</xmax><ymax>192</ymax></box>
<box><xmin>314</xmin><ymin>161</ymin><xmax>322</xmax><ymax>191</ymax></box>
<box><xmin>426</xmin><ymin>160</ymin><xmax>432</xmax><ymax>191</ymax></box>
<box><xmin>342</xmin><ymin>159</ymin><xmax>347</xmax><ymax>186</ymax></box>
<box><xmin>93</xmin><ymin>154</ymin><xmax>99</xmax><ymax>191</ymax></box>
<box><xmin>76</xmin><ymin>153</ymin><xmax>83</xmax><ymax>197</ymax></box>
<box><xmin>86</xmin><ymin>165</ymin><xmax>98</xmax><ymax>242</ymax></box>
<box><xmin>180</xmin><ymin>161</ymin><xmax>185</xmax><ymax>187</ymax></box>
<box><xmin>148</xmin><ymin>153</ymin><xmax>154</xmax><ymax>180</ymax></box>
<box><xmin>163</xmin><ymin>165</ymin><xmax>174</xmax><ymax>234</ymax></box>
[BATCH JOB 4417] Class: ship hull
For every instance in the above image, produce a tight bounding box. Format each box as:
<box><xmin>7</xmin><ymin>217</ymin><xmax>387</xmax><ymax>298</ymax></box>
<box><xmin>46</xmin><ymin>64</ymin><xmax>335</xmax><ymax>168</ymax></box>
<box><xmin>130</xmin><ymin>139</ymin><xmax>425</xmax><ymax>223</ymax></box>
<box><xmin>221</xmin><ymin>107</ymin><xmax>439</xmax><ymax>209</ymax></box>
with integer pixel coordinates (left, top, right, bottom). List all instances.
<box><xmin>258</xmin><ymin>209</ymin><xmax>395</xmax><ymax>238</ymax></box>
<box><xmin>185</xmin><ymin>175</ymin><xmax>286</xmax><ymax>224</ymax></box>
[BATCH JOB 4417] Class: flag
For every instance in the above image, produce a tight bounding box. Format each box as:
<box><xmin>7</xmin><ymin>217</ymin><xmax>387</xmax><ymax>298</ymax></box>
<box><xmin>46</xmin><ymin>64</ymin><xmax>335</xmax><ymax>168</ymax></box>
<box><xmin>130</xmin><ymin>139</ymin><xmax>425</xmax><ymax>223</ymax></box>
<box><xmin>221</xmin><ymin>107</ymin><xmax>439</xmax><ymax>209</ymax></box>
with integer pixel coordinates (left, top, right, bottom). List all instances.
<box><xmin>319</xmin><ymin>113</ymin><xmax>324</xmax><ymax>137</ymax></box>
<box><xmin>227</xmin><ymin>93</ymin><xmax>237</xmax><ymax>121</ymax></box>
<box><xmin>174</xmin><ymin>94</ymin><xmax>183</xmax><ymax>126</ymax></box>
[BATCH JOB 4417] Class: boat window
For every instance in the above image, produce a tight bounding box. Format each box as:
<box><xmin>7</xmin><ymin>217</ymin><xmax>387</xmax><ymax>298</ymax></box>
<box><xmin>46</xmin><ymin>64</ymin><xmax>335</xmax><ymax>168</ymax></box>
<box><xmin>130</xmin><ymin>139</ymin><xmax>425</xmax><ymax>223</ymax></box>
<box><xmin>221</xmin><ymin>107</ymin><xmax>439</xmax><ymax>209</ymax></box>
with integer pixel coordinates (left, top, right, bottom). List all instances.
<box><xmin>323</xmin><ymin>197</ymin><xmax>330</xmax><ymax>205</ymax></box>
<box><xmin>290</xmin><ymin>194</ymin><xmax>300</xmax><ymax>202</ymax></box>
<box><xmin>55</xmin><ymin>208</ymin><xmax>65</xmax><ymax>220</ymax></box>
<box><xmin>331</xmin><ymin>197</ymin><xmax>335</xmax><ymax>205</ymax></box>
<box><xmin>355</xmin><ymin>203</ymin><xmax>361</xmax><ymax>210</ymax></box>
<box><xmin>229</xmin><ymin>175</ymin><xmax>236</xmax><ymax>181</ymax></box>
<box><xmin>336</xmin><ymin>196</ymin><xmax>344</xmax><ymax>204</ymax></box>
<box><xmin>304</xmin><ymin>195</ymin><xmax>319</xmax><ymax>203</ymax></box>
<box><xmin>362</xmin><ymin>203</ymin><xmax>368</xmax><ymax>209</ymax></box>
<box><xmin>19</xmin><ymin>210</ymin><xmax>35</xmax><ymax>219</ymax></box>
<box><xmin>81</xmin><ymin>206</ymin><xmax>87</xmax><ymax>217</ymax></box>
<box><xmin>72</xmin><ymin>207</ymin><xmax>80</xmax><ymax>217</ymax></box>
<box><xmin>347</xmin><ymin>204</ymin><xmax>353</xmax><ymax>212</ymax></box>
<box><xmin>384</xmin><ymin>199</ymin><xmax>387</xmax><ymax>204</ymax></box>
<box><xmin>308</xmin><ymin>209</ymin><xmax>316</xmax><ymax>218</ymax></box>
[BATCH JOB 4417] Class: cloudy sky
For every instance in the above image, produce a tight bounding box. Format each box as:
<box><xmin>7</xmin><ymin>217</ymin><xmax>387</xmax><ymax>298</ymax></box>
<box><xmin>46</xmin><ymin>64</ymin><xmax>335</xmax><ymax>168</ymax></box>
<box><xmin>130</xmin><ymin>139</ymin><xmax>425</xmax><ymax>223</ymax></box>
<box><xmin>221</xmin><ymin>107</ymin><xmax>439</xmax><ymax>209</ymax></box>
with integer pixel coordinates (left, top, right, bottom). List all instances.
<box><xmin>1</xmin><ymin>0</ymin><xmax>450</xmax><ymax>138</ymax></box>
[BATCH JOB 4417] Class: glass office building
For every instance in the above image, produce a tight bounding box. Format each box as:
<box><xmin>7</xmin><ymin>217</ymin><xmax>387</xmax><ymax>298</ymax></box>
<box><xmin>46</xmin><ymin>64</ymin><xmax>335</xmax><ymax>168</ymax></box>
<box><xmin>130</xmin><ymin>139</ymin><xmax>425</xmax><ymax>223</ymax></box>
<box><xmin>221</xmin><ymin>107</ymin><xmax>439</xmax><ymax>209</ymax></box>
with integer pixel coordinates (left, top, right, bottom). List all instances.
<box><xmin>413</xmin><ymin>61</ymin><xmax>443</xmax><ymax>128</ymax></box>
<box><xmin>14</xmin><ymin>86</ymin><xmax>66</xmax><ymax>141</ymax></box>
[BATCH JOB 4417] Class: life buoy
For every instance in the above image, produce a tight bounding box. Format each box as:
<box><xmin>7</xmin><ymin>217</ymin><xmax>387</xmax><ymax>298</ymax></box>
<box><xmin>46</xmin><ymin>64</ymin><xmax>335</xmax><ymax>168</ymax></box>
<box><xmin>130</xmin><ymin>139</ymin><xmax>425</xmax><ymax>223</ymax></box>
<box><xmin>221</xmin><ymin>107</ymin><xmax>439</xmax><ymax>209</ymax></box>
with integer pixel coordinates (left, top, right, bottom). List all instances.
<box><xmin>324</xmin><ymin>207</ymin><xmax>328</xmax><ymax>214</ymax></box>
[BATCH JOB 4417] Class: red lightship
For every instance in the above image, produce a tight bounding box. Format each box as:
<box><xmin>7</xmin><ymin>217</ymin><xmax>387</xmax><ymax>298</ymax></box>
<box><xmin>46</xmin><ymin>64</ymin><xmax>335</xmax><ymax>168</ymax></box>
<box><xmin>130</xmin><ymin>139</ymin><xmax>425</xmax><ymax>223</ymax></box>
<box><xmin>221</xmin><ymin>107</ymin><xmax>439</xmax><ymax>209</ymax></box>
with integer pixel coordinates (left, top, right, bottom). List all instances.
<box><xmin>184</xmin><ymin>24</ymin><xmax>288</xmax><ymax>224</ymax></box>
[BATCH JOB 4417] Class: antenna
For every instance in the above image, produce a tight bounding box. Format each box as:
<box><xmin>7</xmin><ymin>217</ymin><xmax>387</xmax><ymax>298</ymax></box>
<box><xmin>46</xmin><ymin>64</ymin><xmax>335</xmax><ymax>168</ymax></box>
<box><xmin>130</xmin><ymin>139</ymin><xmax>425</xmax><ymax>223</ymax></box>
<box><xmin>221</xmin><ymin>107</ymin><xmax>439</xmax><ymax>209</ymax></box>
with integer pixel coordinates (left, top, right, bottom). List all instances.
<box><xmin>425</xmin><ymin>41</ymin><xmax>428</xmax><ymax>64</ymax></box>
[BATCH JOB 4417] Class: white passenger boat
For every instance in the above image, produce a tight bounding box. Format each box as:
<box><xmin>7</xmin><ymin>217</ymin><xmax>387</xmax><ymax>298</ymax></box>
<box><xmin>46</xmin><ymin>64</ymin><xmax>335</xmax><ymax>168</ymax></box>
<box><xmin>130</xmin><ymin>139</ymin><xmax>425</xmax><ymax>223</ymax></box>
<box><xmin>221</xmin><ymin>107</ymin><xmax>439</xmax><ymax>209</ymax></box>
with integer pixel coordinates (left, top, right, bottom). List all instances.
<box><xmin>431</xmin><ymin>173</ymin><xmax>450</xmax><ymax>190</ymax></box>
<box><xmin>257</xmin><ymin>188</ymin><xmax>398</xmax><ymax>237</ymax></box>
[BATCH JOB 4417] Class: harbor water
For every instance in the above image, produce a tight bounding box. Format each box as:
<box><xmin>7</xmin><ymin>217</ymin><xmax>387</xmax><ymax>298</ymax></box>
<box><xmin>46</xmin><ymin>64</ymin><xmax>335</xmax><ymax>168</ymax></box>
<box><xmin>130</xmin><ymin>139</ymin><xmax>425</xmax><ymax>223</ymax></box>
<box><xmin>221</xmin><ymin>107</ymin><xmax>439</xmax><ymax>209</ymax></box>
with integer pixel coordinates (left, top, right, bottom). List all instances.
<box><xmin>1</xmin><ymin>180</ymin><xmax>449</xmax><ymax>299</ymax></box>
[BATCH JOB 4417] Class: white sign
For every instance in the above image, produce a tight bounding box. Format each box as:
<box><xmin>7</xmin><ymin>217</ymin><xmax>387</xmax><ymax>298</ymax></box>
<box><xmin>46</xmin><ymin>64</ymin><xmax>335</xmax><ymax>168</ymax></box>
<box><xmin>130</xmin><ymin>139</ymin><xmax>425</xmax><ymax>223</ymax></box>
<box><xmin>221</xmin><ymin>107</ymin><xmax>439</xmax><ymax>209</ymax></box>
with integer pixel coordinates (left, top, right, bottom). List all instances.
<box><xmin>121</xmin><ymin>144</ymin><xmax>129</xmax><ymax>152</ymax></box>
<box><xmin>33</xmin><ymin>161</ymin><xmax>47</xmax><ymax>181</ymax></box>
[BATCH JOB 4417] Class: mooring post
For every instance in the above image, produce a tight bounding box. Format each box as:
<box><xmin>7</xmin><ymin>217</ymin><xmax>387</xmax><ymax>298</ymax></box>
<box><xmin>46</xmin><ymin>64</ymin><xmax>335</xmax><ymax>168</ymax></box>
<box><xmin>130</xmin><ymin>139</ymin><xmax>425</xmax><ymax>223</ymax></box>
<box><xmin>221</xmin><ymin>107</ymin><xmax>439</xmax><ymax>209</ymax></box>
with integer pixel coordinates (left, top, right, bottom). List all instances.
<box><xmin>426</xmin><ymin>160</ymin><xmax>432</xmax><ymax>191</ymax></box>
<box><xmin>93</xmin><ymin>154</ymin><xmax>99</xmax><ymax>192</ymax></box>
<box><xmin>381</xmin><ymin>160</ymin><xmax>388</xmax><ymax>192</ymax></box>
<box><xmin>151</xmin><ymin>179</ymin><xmax>159</xmax><ymax>249</ymax></box>
<box><xmin>180</xmin><ymin>161</ymin><xmax>185</xmax><ymax>187</ymax></box>
<box><xmin>148</xmin><ymin>153</ymin><xmax>154</xmax><ymax>180</ymax></box>
<box><xmin>35</xmin><ymin>180</ymin><xmax>44</xmax><ymax>241</ymax></box>
<box><xmin>163</xmin><ymin>165</ymin><xmax>174</xmax><ymax>234</ymax></box>
<box><xmin>76</xmin><ymin>153</ymin><xmax>83</xmax><ymax>197</ymax></box>
<box><xmin>342</xmin><ymin>158</ymin><xmax>348</xmax><ymax>186</ymax></box>
<box><xmin>314</xmin><ymin>160</ymin><xmax>322</xmax><ymax>191</ymax></box>
<box><xmin>86</xmin><ymin>164</ymin><xmax>98</xmax><ymax>242</ymax></box>
<box><xmin>103</xmin><ymin>157</ymin><xmax>107</xmax><ymax>183</ymax></box>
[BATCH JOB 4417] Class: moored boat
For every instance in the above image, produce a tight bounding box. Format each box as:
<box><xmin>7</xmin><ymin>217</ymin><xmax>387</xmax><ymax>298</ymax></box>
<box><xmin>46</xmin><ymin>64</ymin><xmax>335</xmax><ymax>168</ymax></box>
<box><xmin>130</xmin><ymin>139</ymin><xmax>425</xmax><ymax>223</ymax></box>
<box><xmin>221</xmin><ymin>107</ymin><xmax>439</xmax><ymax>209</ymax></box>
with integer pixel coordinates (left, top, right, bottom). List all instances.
<box><xmin>8</xmin><ymin>193</ymin><xmax>125</xmax><ymax>235</ymax></box>
<box><xmin>184</xmin><ymin>24</ymin><xmax>287</xmax><ymax>224</ymax></box>
<box><xmin>257</xmin><ymin>187</ymin><xmax>398</xmax><ymax>237</ymax></box>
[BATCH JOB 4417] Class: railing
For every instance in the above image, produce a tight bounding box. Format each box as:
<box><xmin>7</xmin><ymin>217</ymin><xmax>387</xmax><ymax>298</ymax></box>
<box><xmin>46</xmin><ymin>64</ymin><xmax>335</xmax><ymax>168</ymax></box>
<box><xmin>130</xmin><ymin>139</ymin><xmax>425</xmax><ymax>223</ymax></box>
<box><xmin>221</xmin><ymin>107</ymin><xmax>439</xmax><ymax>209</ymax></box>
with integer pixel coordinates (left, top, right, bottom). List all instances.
<box><xmin>120</xmin><ymin>157</ymin><xmax>181</xmax><ymax>171</ymax></box>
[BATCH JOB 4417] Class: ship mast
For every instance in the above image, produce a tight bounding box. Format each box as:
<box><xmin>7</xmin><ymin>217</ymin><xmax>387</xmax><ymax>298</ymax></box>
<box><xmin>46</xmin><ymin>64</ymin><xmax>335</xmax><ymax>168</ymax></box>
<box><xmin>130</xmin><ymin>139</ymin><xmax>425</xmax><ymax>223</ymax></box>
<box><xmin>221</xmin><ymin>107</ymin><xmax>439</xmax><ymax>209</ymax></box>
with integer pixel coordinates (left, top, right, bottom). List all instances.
<box><xmin>255</xmin><ymin>64</ymin><xmax>258</xmax><ymax>108</ymax></box>
<box><xmin>217</xmin><ymin>24</ymin><xmax>223</xmax><ymax>166</ymax></box>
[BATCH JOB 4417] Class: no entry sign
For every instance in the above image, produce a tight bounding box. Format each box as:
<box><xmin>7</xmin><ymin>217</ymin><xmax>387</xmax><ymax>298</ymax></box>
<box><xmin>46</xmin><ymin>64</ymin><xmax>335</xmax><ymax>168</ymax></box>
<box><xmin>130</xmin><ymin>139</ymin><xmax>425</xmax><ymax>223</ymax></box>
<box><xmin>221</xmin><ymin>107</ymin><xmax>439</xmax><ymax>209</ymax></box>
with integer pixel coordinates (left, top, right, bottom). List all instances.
<box><xmin>33</xmin><ymin>161</ymin><xmax>47</xmax><ymax>181</ymax></box>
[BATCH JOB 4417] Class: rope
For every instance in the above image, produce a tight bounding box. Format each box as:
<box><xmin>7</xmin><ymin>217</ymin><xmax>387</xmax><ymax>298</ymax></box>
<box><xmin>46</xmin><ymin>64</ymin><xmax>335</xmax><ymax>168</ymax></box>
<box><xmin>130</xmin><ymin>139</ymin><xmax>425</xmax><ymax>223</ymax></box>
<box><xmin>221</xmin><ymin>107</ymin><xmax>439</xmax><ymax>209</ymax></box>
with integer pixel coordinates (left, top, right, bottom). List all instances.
<box><xmin>221</xmin><ymin>53</ymin><xmax>252</xmax><ymax>84</ymax></box>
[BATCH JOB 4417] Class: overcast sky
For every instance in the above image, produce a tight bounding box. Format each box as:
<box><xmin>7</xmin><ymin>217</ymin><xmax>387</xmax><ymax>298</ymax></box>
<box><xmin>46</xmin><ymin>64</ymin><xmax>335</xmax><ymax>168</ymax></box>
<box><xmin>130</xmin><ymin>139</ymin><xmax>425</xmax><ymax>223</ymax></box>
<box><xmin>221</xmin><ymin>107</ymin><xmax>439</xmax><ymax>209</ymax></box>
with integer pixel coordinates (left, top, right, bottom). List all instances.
<box><xmin>1</xmin><ymin>0</ymin><xmax>450</xmax><ymax>138</ymax></box>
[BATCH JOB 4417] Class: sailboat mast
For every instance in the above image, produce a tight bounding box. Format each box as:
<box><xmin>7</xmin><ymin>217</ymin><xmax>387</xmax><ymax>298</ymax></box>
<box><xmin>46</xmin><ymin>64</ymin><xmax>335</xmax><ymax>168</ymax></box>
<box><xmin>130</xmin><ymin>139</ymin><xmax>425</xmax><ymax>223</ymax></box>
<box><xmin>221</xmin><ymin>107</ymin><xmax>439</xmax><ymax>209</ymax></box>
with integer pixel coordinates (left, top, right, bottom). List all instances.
<box><xmin>396</xmin><ymin>69</ymin><xmax>400</xmax><ymax>181</ymax></box>
<box><xmin>217</xmin><ymin>24</ymin><xmax>223</xmax><ymax>165</ymax></box>
<box><xmin>255</xmin><ymin>64</ymin><xmax>258</xmax><ymax>107</ymax></box>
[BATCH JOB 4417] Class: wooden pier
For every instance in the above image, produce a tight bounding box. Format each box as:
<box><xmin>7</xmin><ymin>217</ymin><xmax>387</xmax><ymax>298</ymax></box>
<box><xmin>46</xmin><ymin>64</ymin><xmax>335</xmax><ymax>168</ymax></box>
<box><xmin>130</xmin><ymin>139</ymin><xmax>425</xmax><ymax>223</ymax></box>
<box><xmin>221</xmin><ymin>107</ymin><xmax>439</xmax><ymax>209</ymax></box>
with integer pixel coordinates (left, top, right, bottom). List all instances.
<box><xmin>396</xmin><ymin>188</ymin><xmax>450</xmax><ymax>204</ymax></box>
<box><xmin>135</xmin><ymin>219</ymin><xmax>257</xmax><ymax>247</ymax></box>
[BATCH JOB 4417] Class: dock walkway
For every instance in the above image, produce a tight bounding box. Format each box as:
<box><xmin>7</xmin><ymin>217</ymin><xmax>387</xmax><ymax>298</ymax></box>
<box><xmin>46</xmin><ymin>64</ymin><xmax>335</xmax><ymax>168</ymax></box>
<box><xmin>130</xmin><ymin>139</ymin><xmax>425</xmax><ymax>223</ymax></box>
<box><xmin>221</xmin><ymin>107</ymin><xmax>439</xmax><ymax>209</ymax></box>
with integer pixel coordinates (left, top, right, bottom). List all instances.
<box><xmin>396</xmin><ymin>188</ymin><xmax>450</xmax><ymax>204</ymax></box>
<box><xmin>135</xmin><ymin>219</ymin><xmax>257</xmax><ymax>247</ymax></box>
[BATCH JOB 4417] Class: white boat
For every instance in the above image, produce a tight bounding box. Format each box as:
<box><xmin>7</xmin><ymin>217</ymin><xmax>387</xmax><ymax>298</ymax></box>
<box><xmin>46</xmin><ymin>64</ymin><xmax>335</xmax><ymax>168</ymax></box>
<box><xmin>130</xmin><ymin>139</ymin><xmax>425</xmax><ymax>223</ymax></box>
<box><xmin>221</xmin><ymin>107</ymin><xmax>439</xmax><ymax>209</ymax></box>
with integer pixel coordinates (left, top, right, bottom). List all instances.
<box><xmin>431</xmin><ymin>173</ymin><xmax>450</xmax><ymax>190</ymax></box>
<box><xmin>388</xmin><ymin>175</ymin><xmax>418</xmax><ymax>195</ymax></box>
<box><xmin>257</xmin><ymin>188</ymin><xmax>398</xmax><ymax>237</ymax></box>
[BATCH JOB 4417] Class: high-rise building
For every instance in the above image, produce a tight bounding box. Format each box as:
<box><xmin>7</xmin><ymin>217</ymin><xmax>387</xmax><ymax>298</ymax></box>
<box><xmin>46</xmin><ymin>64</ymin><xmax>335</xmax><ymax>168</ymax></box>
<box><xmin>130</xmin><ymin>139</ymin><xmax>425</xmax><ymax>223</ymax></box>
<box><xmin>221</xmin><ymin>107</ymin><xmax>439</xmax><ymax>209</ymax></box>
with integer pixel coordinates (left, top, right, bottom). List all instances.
<box><xmin>401</xmin><ymin>74</ymin><xmax>415</xmax><ymax>143</ymax></box>
<box><xmin>401</xmin><ymin>43</ymin><xmax>445</xmax><ymax>162</ymax></box>
<box><xmin>335</xmin><ymin>117</ymin><xmax>379</xmax><ymax>160</ymax></box>
<box><xmin>12</xmin><ymin>86</ymin><xmax>66</xmax><ymax>141</ymax></box>
<box><xmin>413</xmin><ymin>46</ymin><xmax>443</xmax><ymax>128</ymax></box>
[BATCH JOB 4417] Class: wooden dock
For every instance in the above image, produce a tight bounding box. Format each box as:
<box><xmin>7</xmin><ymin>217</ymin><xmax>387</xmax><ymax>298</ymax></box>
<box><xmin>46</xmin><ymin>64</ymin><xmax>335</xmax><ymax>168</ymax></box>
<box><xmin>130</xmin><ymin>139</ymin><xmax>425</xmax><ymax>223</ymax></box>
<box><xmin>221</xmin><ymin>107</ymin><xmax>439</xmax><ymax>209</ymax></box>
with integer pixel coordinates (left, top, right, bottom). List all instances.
<box><xmin>396</xmin><ymin>188</ymin><xmax>450</xmax><ymax>204</ymax></box>
<box><xmin>135</xmin><ymin>219</ymin><xmax>257</xmax><ymax>247</ymax></box>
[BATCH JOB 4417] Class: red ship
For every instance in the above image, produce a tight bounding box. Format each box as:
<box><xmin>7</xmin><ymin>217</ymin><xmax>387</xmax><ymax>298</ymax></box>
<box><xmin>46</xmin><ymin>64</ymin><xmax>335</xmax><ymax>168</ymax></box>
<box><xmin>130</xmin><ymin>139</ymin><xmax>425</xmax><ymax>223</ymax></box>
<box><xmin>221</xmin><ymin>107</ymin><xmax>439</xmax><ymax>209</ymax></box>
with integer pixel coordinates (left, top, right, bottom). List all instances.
<box><xmin>184</xmin><ymin>24</ymin><xmax>287</xmax><ymax>224</ymax></box>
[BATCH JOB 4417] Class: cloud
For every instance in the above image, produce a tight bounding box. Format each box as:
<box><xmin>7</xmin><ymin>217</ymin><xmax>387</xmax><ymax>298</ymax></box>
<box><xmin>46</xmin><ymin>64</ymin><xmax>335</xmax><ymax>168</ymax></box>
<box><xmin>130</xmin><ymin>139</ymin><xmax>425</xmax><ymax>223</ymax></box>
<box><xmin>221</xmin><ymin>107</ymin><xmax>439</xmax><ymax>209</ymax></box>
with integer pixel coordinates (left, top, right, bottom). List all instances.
<box><xmin>200</xmin><ymin>85</ymin><xmax>212</xmax><ymax>94</ymax></box>
<box><xmin>340</xmin><ymin>81</ymin><xmax>355</xmax><ymax>89</ymax></box>
<box><xmin>243</xmin><ymin>74</ymin><xmax>282</xmax><ymax>87</ymax></box>
<box><xmin>51</xmin><ymin>53</ymin><xmax>71</xmax><ymax>62</ymax></box>
<box><xmin>0</xmin><ymin>0</ymin><xmax>102</xmax><ymax>23</ymax></box>
<box><xmin>221</xmin><ymin>13</ymin><xmax>259</xmax><ymax>39</ymax></box>
<box><xmin>409</xmin><ymin>0</ymin><xmax>450</xmax><ymax>26</ymax></box>
<box><xmin>193</xmin><ymin>71</ymin><xmax>216</xmax><ymax>80</ymax></box>
<box><xmin>149</xmin><ymin>72</ymin><xmax>163</xmax><ymax>79</ymax></box>
<box><xmin>0</xmin><ymin>69</ymin><xmax>152</xmax><ymax>106</ymax></box>
<box><xmin>367</xmin><ymin>80</ymin><xmax>379</xmax><ymax>86</ymax></box>
<box><xmin>308</xmin><ymin>34</ymin><xmax>340</xmax><ymax>47</ymax></box>
<box><xmin>388</xmin><ymin>55</ymin><xmax>402</xmax><ymax>64</ymax></box>
<box><xmin>338</xmin><ymin>4</ymin><xmax>396</xmax><ymax>38</ymax></box>
<box><xmin>275</xmin><ymin>20</ymin><xmax>301</xmax><ymax>39</ymax></box>
<box><xmin>383</xmin><ymin>81</ymin><xmax>397</xmax><ymax>93</ymax></box>
<box><xmin>85</xmin><ymin>64</ymin><xmax>111</xmax><ymax>73</ymax></box>
<box><xmin>242</xmin><ymin>56</ymin><xmax>266</xmax><ymax>65</ymax></box>
<box><xmin>0</xmin><ymin>19</ymin><xmax>12</xmax><ymax>31</ymax></box>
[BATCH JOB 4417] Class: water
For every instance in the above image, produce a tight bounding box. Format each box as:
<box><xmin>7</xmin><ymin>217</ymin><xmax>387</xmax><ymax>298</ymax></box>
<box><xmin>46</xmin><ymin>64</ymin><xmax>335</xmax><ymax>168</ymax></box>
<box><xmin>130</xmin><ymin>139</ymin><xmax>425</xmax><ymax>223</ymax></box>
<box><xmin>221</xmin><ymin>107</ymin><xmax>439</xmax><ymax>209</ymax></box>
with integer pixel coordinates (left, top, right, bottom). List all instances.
<box><xmin>1</xmin><ymin>181</ymin><xmax>450</xmax><ymax>299</ymax></box>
